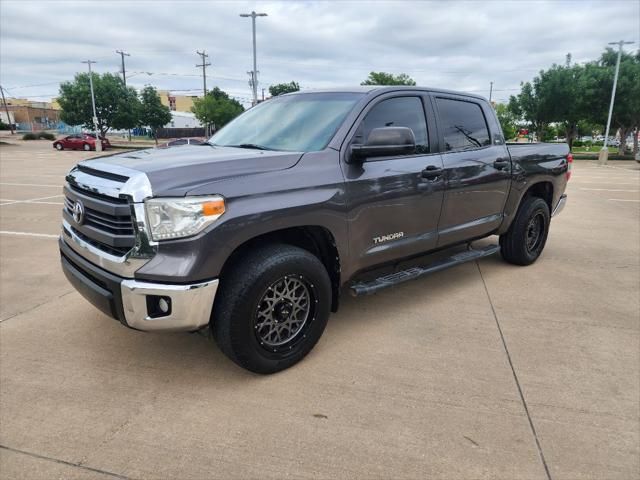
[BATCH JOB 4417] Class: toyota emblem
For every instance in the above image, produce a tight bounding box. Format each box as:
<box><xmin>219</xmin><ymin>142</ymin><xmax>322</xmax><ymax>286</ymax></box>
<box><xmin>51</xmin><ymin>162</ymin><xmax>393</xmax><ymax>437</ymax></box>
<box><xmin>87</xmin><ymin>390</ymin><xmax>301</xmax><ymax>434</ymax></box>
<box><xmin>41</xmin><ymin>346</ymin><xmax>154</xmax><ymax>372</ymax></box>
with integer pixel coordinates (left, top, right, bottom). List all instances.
<box><xmin>72</xmin><ymin>200</ymin><xmax>85</xmax><ymax>225</ymax></box>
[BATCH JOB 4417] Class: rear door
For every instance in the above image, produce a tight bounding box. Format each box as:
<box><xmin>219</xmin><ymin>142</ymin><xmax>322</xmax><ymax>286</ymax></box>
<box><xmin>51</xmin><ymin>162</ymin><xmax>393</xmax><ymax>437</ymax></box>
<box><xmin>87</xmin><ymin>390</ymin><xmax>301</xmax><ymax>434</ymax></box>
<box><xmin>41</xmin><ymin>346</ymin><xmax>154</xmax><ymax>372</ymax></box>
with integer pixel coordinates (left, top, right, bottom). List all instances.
<box><xmin>432</xmin><ymin>95</ymin><xmax>511</xmax><ymax>246</ymax></box>
<box><xmin>342</xmin><ymin>93</ymin><xmax>445</xmax><ymax>274</ymax></box>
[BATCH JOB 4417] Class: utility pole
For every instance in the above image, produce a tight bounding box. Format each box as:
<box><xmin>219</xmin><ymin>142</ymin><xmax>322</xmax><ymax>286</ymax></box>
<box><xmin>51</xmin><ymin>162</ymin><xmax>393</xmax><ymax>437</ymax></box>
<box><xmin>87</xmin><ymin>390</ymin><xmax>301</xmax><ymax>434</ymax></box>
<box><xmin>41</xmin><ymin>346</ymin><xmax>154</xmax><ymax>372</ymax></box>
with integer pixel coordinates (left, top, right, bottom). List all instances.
<box><xmin>240</xmin><ymin>10</ymin><xmax>268</xmax><ymax>106</ymax></box>
<box><xmin>0</xmin><ymin>85</ymin><xmax>14</xmax><ymax>134</ymax></box>
<box><xmin>116</xmin><ymin>50</ymin><xmax>131</xmax><ymax>141</ymax></box>
<box><xmin>262</xmin><ymin>88</ymin><xmax>265</xmax><ymax>102</ymax></box>
<box><xmin>196</xmin><ymin>50</ymin><xmax>211</xmax><ymax>97</ymax></box>
<box><xmin>599</xmin><ymin>40</ymin><xmax>634</xmax><ymax>165</ymax></box>
<box><xmin>489</xmin><ymin>81</ymin><xmax>494</xmax><ymax>103</ymax></box>
<box><xmin>116</xmin><ymin>50</ymin><xmax>130</xmax><ymax>86</ymax></box>
<box><xmin>82</xmin><ymin>60</ymin><xmax>102</xmax><ymax>152</ymax></box>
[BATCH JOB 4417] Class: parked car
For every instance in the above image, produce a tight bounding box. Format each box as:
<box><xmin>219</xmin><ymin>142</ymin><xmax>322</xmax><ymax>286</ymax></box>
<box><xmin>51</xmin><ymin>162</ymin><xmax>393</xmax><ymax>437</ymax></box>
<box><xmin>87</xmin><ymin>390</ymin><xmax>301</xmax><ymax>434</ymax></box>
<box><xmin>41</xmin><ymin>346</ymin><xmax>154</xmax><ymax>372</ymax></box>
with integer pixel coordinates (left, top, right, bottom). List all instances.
<box><xmin>59</xmin><ymin>86</ymin><xmax>571</xmax><ymax>374</ymax></box>
<box><xmin>160</xmin><ymin>138</ymin><xmax>205</xmax><ymax>148</ymax></box>
<box><xmin>53</xmin><ymin>134</ymin><xmax>111</xmax><ymax>151</ymax></box>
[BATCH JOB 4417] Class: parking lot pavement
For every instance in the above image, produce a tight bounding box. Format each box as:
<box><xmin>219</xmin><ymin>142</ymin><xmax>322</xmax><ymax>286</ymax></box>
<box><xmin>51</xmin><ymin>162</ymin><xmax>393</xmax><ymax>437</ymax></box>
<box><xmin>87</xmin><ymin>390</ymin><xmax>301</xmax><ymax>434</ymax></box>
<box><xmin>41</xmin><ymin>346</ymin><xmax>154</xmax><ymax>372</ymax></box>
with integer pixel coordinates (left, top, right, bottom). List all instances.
<box><xmin>0</xmin><ymin>141</ymin><xmax>638</xmax><ymax>479</ymax></box>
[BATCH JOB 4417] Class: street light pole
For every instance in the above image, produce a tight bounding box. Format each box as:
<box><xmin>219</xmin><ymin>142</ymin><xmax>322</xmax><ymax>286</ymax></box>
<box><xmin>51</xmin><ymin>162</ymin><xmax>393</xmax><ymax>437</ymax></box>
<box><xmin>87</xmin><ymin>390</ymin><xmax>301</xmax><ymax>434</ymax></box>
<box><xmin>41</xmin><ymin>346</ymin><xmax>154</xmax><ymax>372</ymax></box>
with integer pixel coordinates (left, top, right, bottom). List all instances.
<box><xmin>240</xmin><ymin>11</ymin><xmax>267</xmax><ymax>106</ymax></box>
<box><xmin>598</xmin><ymin>40</ymin><xmax>634</xmax><ymax>165</ymax></box>
<box><xmin>81</xmin><ymin>60</ymin><xmax>102</xmax><ymax>152</ymax></box>
<box><xmin>0</xmin><ymin>85</ymin><xmax>14</xmax><ymax>134</ymax></box>
<box><xmin>116</xmin><ymin>50</ymin><xmax>131</xmax><ymax>141</ymax></box>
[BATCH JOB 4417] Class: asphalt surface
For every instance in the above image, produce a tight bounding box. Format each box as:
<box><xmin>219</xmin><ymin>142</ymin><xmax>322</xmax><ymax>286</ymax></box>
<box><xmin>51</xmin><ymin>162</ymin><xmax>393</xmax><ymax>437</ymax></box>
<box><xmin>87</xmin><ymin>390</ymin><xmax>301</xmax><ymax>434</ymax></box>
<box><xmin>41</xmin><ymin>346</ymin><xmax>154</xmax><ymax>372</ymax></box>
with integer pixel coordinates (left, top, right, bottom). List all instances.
<box><xmin>1</xmin><ymin>139</ymin><xmax>638</xmax><ymax>480</ymax></box>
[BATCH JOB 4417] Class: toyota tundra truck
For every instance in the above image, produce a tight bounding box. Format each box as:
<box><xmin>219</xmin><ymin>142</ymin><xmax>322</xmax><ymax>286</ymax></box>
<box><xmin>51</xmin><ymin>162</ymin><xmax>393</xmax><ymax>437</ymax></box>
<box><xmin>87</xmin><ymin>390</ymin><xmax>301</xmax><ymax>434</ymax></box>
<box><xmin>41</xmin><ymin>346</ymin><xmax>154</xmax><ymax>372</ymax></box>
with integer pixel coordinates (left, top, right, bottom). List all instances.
<box><xmin>59</xmin><ymin>86</ymin><xmax>571</xmax><ymax>373</ymax></box>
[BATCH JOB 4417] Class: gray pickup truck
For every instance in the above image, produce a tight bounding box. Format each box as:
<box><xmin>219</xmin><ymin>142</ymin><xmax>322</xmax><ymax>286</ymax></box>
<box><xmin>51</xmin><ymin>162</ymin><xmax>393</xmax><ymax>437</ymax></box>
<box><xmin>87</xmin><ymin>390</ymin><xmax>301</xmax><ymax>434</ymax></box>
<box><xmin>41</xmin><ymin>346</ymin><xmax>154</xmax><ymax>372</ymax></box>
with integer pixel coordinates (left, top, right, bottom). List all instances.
<box><xmin>59</xmin><ymin>86</ymin><xmax>571</xmax><ymax>373</ymax></box>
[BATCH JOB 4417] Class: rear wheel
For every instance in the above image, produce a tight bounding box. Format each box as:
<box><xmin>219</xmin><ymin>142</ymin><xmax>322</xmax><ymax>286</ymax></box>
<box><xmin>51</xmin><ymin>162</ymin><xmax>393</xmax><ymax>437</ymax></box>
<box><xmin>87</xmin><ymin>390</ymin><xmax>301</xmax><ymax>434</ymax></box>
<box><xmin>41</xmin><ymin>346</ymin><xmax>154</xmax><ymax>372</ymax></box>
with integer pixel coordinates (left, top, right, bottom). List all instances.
<box><xmin>500</xmin><ymin>196</ymin><xmax>550</xmax><ymax>265</ymax></box>
<box><xmin>212</xmin><ymin>244</ymin><xmax>331</xmax><ymax>374</ymax></box>
<box><xmin>83</xmin><ymin>143</ymin><xmax>91</xmax><ymax>151</ymax></box>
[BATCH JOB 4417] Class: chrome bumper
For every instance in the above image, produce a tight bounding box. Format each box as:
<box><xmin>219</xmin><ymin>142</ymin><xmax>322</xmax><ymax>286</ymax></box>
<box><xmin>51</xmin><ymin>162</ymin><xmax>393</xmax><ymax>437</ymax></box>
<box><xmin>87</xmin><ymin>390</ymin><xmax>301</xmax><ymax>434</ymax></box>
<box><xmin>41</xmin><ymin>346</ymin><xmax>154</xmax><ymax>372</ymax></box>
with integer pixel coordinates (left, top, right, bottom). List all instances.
<box><xmin>121</xmin><ymin>278</ymin><xmax>218</xmax><ymax>332</ymax></box>
<box><xmin>60</xmin><ymin>235</ymin><xmax>218</xmax><ymax>333</ymax></box>
<box><xmin>552</xmin><ymin>194</ymin><xmax>567</xmax><ymax>217</ymax></box>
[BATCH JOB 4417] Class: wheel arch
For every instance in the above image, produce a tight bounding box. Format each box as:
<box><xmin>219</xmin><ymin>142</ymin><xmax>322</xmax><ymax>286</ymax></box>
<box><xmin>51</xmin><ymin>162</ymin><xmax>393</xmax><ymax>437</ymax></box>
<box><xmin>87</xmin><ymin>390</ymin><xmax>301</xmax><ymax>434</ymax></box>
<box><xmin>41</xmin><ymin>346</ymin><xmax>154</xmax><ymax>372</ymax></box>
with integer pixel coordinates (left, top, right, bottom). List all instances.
<box><xmin>499</xmin><ymin>180</ymin><xmax>554</xmax><ymax>234</ymax></box>
<box><xmin>524</xmin><ymin>181</ymin><xmax>554</xmax><ymax>212</ymax></box>
<box><xmin>219</xmin><ymin>225</ymin><xmax>342</xmax><ymax>312</ymax></box>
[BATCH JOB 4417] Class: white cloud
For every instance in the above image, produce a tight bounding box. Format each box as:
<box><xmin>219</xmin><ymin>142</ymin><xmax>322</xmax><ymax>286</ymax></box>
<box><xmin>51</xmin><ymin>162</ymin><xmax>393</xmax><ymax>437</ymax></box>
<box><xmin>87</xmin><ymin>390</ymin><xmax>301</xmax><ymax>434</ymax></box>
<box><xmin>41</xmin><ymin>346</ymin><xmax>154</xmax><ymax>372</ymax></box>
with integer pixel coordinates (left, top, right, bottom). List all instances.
<box><xmin>1</xmin><ymin>0</ymin><xmax>638</xmax><ymax>106</ymax></box>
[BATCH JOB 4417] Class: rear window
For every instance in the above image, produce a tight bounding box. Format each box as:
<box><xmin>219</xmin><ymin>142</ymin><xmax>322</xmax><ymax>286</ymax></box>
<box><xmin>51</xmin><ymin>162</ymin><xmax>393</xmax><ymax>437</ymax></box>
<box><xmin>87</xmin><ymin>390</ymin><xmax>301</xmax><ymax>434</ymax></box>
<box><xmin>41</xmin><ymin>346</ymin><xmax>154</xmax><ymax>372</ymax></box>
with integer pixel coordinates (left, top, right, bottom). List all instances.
<box><xmin>435</xmin><ymin>98</ymin><xmax>491</xmax><ymax>152</ymax></box>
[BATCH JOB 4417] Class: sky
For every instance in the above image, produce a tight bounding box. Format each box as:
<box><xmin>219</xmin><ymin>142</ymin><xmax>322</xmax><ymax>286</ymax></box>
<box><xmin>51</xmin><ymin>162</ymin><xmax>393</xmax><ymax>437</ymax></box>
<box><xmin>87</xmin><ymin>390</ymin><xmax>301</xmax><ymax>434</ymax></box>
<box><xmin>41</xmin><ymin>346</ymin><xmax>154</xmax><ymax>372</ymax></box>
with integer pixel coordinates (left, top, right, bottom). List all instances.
<box><xmin>1</xmin><ymin>0</ymin><xmax>639</xmax><ymax>107</ymax></box>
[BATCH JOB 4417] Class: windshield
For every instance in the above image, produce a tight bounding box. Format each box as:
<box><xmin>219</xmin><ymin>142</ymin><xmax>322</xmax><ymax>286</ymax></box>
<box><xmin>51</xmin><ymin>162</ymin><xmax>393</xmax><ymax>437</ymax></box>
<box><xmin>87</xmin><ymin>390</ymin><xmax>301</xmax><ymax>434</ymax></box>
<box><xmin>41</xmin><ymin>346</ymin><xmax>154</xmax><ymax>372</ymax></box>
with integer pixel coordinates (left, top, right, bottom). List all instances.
<box><xmin>209</xmin><ymin>92</ymin><xmax>363</xmax><ymax>152</ymax></box>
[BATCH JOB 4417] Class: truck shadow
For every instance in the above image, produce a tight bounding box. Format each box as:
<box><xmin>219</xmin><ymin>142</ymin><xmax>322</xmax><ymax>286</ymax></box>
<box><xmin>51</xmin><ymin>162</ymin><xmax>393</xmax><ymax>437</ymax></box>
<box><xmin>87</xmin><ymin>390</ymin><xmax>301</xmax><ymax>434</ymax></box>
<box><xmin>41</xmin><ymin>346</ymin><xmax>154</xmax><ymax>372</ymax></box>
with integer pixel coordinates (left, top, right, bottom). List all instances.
<box><xmin>78</xmin><ymin>247</ymin><xmax>506</xmax><ymax>383</ymax></box>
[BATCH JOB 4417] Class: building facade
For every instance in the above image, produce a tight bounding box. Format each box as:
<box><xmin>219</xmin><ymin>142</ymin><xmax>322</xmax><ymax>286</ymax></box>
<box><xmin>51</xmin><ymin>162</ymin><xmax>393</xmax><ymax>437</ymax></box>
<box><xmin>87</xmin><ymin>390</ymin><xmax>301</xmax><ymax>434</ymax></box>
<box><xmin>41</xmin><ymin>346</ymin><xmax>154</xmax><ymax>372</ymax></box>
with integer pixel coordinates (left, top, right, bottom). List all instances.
<box><xmin>157</xmin><ymin>91</ymin><xmax>199</xmax><ymax>113</ymax></box>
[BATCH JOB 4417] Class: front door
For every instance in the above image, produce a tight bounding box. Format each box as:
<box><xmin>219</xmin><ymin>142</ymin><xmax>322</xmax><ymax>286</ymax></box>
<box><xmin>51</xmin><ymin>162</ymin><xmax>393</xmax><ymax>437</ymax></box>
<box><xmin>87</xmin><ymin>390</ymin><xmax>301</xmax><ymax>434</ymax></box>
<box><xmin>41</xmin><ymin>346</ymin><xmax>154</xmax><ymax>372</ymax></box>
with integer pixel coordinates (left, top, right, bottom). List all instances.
<box><xmin>342</xmin><ymin>94</ymin><xmax>445</xmax><ymax>275</ymax></box>
<box><xmin>432</xmin><ymin>96</ymin><xmax>511</xmax><ymax>247</ymax></box>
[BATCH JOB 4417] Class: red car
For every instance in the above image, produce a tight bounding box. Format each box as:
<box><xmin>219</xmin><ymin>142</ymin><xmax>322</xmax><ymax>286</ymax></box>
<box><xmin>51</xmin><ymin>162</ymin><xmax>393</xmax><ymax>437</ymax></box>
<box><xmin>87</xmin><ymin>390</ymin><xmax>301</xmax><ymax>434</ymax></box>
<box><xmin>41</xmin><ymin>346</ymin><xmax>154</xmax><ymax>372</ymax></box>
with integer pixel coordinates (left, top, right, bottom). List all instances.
<box><xmin>53</xmin><ymin>134</ymin><xmax>111</xmax><ymax>151</ymax></box>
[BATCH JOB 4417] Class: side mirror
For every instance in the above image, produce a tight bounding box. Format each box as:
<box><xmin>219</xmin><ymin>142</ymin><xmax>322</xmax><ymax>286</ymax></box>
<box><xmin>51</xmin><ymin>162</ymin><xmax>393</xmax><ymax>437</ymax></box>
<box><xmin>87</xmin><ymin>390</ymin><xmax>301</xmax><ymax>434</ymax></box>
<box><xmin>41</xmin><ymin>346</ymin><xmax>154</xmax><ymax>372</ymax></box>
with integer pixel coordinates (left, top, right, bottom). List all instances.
<box><xmin>350</xmin><ymin>127</ymin><xmax>416</xmax><ymax>162</ymax></box>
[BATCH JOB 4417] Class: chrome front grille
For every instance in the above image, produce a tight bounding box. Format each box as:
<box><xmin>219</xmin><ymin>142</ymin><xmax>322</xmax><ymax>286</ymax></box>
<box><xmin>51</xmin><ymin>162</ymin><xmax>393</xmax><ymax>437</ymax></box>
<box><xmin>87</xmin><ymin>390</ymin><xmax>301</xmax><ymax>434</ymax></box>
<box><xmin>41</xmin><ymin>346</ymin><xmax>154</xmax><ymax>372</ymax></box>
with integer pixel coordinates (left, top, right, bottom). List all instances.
<box><xmin>61</xmin><ymin>161</ymin><xmax>156</xmax><ymax>277</ymax></box>
<box><xmin>63</xmin><ymin>182</ymin><xmax>136</xmax><ymax>256</ymax></box>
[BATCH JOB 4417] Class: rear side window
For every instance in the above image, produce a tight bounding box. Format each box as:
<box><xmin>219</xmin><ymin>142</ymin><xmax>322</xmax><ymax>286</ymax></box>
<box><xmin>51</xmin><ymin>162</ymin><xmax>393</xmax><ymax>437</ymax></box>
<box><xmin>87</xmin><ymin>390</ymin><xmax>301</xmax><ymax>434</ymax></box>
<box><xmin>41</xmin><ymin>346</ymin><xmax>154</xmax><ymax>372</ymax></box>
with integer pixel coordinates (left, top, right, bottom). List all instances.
<box><xmin>435</xmin><ymin>98</ymin><xmax>491</xmax><ymax>151</ymax></box>
<box><xmin>358</xmin><ymin>97</ymin><xmax>429</xmax><ymax>154</ymax></box>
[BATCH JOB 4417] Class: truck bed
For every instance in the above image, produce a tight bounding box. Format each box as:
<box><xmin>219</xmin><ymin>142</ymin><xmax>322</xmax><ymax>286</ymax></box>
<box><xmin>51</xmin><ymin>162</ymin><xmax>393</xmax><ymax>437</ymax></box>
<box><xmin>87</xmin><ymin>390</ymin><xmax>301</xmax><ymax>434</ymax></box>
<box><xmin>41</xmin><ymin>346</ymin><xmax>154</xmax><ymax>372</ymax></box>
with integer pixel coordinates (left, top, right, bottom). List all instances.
<box><xmin>506</xmin><ymin>142</ymin><xmax>570</xmax><ymax>163</ymax></box>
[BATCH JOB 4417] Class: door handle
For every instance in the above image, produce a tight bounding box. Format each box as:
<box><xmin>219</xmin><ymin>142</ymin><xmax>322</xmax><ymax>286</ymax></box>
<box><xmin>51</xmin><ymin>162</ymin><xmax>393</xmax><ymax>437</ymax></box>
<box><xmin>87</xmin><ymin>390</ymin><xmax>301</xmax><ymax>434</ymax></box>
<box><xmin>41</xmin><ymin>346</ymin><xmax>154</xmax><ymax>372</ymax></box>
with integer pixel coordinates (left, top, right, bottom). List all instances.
<box><xmin>493</xmin><ymin>159</ymin><xmax>510</xmax><ymax>170</ymax></box>
<box><xmin>421</xmin><ymin>165</ymin><xmax>443</xmax><ymax>180</ymax></box>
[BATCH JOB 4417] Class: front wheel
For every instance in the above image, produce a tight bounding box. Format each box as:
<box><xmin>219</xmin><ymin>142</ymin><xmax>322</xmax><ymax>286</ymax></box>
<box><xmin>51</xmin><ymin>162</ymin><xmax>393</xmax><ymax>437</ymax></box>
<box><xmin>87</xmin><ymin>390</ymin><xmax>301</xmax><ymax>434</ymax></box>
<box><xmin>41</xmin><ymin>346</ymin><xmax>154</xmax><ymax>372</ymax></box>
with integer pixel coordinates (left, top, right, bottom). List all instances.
<box><xmin>55</xmin><ymin>143</ymin><xmax>63</xmax><ymax>151</ymax></box>
<box><xmin>500</xmin><ymin>196</ymin><xmax>550</xmax><ymax>265</ymax></box>
<box><xmin>83</xmin><ymin>143</ymin><xmax>91</xmax><ymax>151</ymax></box>
<box><xmin>212</xmin><ymin>244</ymin><xmax>332</xmax><ymax>374</ymax></box>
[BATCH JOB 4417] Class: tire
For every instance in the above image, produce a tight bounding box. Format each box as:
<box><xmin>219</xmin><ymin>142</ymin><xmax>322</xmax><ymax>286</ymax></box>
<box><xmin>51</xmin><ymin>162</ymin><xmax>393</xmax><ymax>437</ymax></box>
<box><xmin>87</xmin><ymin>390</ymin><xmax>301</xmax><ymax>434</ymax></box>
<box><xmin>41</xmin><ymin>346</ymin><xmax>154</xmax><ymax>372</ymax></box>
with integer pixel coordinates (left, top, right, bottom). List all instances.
<box><xmin>55</xmin><ymin>143</ymin><xmax>63</xmax><ymax>151</ymax></box>
<box><xmin>212</xmin><ymin>244</ymin><xmax>332</xmax><ymax>374</ymax></box>
<box><xmin>83</xmin><ymin>143</ymin><xmax>91</xmax><ymax>151</ymax></box>
<box><xmin>500</xmin><ymin>196</ymin><xmax>550</xmax><ymax>266</ymax></box>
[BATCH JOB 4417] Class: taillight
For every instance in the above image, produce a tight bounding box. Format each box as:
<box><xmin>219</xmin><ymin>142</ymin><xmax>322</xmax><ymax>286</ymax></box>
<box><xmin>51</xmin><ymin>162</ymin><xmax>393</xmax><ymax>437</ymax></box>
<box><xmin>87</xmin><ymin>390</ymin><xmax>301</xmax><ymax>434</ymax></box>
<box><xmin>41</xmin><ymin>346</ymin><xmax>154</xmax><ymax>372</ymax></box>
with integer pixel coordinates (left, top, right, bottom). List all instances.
<box><xmin>566</xmin><ymin>153</ymin><xmax>573</xmax><ymax>180</ymax></box>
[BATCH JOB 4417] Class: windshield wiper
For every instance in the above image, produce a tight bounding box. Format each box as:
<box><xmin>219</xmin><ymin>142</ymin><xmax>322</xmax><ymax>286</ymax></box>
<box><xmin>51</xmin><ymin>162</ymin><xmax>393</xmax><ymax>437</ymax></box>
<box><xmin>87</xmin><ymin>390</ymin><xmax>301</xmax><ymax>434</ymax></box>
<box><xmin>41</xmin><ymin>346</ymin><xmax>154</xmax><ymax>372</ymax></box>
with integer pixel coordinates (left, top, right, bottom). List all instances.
<box><xmin>224</xmin><ymin>143</ymin><xmax>276</xmax><ymax>151</ymax></box>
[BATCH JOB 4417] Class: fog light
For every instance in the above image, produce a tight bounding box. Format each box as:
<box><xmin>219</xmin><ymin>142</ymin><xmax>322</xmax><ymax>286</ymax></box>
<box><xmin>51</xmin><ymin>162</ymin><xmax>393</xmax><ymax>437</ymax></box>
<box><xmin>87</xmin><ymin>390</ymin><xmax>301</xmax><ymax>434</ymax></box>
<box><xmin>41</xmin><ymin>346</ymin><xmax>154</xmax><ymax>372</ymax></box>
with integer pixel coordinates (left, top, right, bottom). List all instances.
<box><xmin>146</xmin><ymin>295</ymin><xmax>172</xmax><ymax>318</ymax></box>
<box><xmin>158</xmin><ymin>297</ymin><xmax>170</xmax><ymax>313</ymax></box>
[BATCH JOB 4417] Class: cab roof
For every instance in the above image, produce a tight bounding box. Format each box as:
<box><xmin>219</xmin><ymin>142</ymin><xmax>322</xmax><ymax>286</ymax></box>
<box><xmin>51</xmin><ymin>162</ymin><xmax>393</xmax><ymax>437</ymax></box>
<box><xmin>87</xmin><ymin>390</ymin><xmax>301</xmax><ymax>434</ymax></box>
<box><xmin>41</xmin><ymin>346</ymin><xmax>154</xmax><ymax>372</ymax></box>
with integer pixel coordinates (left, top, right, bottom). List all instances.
<box><xmin>288</xmin><ymin>86</ymin><xmax>487</xmax><ymax>101</ymax></box>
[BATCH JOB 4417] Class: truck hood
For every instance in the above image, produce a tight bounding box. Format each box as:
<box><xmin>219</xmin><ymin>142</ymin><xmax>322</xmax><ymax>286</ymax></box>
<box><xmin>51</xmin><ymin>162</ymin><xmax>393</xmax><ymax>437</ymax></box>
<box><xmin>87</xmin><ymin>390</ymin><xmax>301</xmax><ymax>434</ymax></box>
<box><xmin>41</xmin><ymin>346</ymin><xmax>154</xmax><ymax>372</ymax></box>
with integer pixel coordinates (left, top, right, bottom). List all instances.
<box><xmin>82</xmin><ymin>145</ymin><xmax>303</xmax><ymax>197</ymax></box>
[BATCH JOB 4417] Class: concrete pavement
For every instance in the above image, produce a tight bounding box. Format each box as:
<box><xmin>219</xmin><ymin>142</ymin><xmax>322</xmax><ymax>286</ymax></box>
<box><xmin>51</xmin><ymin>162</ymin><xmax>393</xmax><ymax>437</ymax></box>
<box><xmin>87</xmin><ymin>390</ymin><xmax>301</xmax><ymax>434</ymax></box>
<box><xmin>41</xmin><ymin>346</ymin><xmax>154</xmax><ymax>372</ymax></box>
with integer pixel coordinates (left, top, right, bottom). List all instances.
<box><xmin>1</xmin><ymin>139</ymin><xmax>638</xmax><ymax>479</ymax></box>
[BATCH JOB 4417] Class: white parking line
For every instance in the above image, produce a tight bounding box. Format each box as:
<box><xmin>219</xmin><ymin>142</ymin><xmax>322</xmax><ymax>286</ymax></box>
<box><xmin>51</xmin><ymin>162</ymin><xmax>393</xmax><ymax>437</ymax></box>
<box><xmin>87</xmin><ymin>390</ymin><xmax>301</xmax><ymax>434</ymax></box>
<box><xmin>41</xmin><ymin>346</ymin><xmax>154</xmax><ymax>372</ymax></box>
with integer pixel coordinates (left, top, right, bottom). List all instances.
<box><xmin>0</xmin><ymin>195</ymin><xmax>64</xmax><ymax>205</ymax></box>
<box><xmin>571</xmin><ymin>181</ymin><xmax>640</xmax><ymax>185</ymax></box>
<box><xmin>0</xmin><ymin>182</ymin><xmax>61</xmax><ymax>187</ymax></box>
<box><xmin>608</xmin><ymin>199</ymin><xmax>640</xmax><ymax>202</ymax></box>
<box><xmin>0</xmin><ymin>231</ymin><xmax>58</xmax><ymax>239</ymax></box>
<box><xmin>580</xmin><ymin>188</ymin><xmax>639</xmax><ymax>192</ymax></box>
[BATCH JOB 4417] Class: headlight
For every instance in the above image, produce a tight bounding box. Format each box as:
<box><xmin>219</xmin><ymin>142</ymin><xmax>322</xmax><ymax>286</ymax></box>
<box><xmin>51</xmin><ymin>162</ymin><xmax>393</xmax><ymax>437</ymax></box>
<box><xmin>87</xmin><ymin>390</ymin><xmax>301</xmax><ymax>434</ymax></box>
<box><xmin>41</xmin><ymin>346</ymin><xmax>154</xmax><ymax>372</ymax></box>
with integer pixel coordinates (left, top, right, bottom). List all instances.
<box><xmin>145</xmin><ymin>196</ymin><xmax>225</xmax><ymax>241</ymax></box>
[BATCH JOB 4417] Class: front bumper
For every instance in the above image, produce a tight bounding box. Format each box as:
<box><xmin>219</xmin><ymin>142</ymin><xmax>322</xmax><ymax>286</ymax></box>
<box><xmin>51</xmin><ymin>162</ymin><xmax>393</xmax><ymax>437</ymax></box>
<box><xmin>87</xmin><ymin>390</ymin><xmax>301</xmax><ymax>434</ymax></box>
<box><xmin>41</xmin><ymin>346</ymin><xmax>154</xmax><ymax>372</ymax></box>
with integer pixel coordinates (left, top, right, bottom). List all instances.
<box><xmin>60</xmin><ymin>238</ymin><xmax>218</xmax><ymax>332</ymax></box>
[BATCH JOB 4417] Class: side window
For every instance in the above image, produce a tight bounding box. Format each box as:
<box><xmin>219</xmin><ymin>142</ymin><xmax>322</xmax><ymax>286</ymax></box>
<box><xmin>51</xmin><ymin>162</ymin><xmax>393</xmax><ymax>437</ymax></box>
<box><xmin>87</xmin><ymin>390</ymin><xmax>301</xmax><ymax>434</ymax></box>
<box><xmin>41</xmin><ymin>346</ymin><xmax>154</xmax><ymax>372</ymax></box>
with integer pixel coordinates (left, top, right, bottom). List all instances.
<box><xmin>358</xmin><ymin>97</ymin><xmax>429</xmax><ymax>154</ymax></box>
<box><xmin>435</xmin><ymin>98</ymin><xmax>491</xmax><ymax>151</ymax></box>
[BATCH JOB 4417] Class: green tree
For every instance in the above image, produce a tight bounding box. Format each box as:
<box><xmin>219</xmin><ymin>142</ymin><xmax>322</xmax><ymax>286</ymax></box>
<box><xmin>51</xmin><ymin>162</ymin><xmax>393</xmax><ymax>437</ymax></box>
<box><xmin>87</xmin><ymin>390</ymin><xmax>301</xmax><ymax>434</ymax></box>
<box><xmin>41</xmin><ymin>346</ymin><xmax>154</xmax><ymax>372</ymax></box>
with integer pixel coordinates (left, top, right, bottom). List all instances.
<box><xmin>139</xmin><ymin>86</ymin><xmax>172</xmax><ymax>145</ymax></box>
<box><xmin>361</xmin><ymin>72</ymin><xmax>416</xmax><ymax>86</ymax></box>
<box><xmin>268</xmin><ymin>81</ymin><xmax>300</xmax><ymax>97</ymax></box>
<box><xmin>508</xmin><ymin>81</ymin><xmax>547</xmax><ymax>142</ymax></box>
<box><xmin>508</xmin><ymin>62</ymin><xmax>583</xmax><ymax>147</ymax></box>
<box><xmin>58</xmin><ymin>72</ymin><xmax>138</xmax><ymax>136</ymax></box>
<box><xmin>494</xmin><ymin>103</ymin><xmax>518</xmax><ymax>140</ymax></box>
<box><xmin>191</xmin><ymin>87</ymin><xmax>244</xmax><ymax>133</ymax></box>
<box><xmin>535</xmin><ymin>63</ymin><xmax>584</xmax><ymax>148</ymax></box>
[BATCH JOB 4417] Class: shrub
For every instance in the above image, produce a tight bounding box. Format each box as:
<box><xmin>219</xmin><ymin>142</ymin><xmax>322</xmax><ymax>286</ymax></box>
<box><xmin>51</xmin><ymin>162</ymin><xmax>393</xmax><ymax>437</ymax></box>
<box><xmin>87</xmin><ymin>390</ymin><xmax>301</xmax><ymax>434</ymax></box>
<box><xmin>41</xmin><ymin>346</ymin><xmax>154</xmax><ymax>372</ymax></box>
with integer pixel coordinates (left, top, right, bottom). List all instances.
<box><xmin>22</xmin><ymin>133</ymin><xmax>37</xmax><ymax>140</ymax></box>
<box><xmin>572</xmin><ymin>140</ymin><xmax>584</xmax><ymax>147</ymax></box>
<box><xmin>37</xmin><ymin>131</ymin><xmax>56</xmax><ymax>140</ymax></box>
